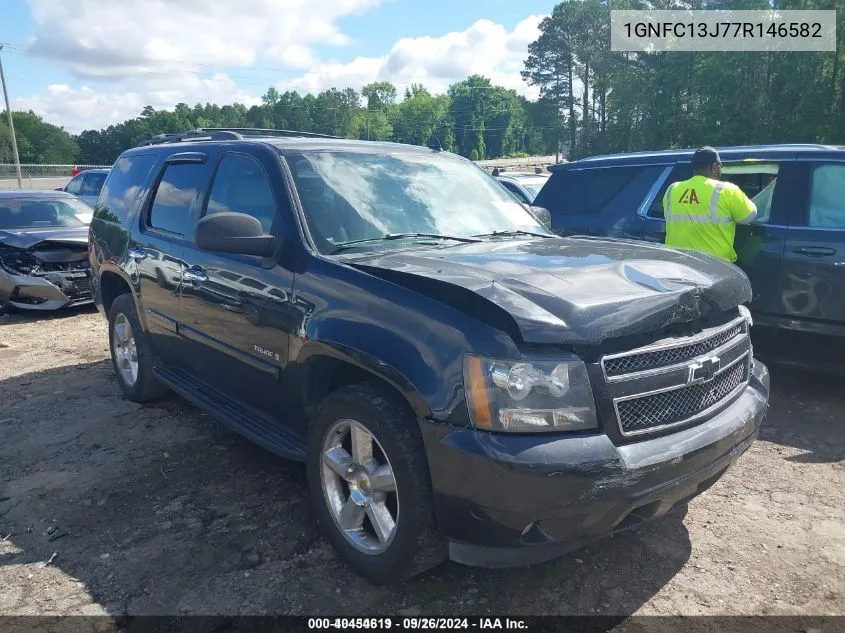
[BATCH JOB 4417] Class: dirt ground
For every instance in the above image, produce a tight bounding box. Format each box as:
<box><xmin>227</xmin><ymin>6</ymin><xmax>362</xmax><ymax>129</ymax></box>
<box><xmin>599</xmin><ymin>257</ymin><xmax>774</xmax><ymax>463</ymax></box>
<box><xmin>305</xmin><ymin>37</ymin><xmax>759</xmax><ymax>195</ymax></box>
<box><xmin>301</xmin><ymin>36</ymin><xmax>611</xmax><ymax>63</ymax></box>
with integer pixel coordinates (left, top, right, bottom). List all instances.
<box><xmin>0</xmin><ymin>305</ymin><xmax>842</xmax><ymax>617</ymax></box>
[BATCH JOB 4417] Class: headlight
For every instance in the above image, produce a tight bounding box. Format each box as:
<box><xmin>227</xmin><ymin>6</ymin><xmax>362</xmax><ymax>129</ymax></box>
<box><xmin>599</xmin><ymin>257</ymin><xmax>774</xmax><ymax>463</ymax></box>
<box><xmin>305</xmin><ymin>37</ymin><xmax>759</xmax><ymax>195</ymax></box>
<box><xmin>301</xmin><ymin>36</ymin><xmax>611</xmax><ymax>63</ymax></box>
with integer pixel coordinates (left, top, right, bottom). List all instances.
<box><xmin>0</xmin><ymin>249</ymin><xmax>35</xmax><ymax>275</ymax></box>
<box><xmin>463</xmin><ymin>354</ymin><xmax>598</xmax><ymax>433</ymax></box>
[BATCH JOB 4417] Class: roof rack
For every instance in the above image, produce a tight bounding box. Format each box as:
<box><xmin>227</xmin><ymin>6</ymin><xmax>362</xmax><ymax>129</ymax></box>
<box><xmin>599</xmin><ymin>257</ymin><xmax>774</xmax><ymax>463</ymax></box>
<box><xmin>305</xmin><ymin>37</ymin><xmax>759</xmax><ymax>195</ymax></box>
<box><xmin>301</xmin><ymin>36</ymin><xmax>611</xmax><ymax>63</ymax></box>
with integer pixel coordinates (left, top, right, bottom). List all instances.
<box><xmin>201</xmin><ymin>127</ymin><xmax>341</xmax><ymax>139</ymax></box>
<box><xmin>135</xmin><ymin>127</ymin><xmax>340</xmax><ymax>147</ymax></box>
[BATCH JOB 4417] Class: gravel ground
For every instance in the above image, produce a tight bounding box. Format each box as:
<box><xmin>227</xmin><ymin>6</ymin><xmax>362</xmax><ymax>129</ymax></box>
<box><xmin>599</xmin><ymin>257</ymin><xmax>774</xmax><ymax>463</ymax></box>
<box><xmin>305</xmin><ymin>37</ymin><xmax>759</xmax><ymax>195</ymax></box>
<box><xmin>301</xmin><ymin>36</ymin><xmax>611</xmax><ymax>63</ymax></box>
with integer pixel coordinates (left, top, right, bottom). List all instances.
<box><xmin>0</xmin><ymin>306</ymin><xmax>842</xmax><ymax>616</ymax></box>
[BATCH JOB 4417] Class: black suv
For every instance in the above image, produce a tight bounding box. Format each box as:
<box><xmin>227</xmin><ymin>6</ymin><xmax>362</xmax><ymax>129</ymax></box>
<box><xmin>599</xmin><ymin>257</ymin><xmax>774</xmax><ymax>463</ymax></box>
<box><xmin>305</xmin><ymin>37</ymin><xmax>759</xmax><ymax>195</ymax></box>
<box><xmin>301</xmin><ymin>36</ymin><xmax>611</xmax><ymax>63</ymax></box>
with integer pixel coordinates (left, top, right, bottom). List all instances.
<box><xmin>533</xmin><ymin>144</ymin><xmax>845</xmax><ymax>375</ymax></box>
<box><xmin>89</xmin><ymin>128</ymin><xmax>770</xmax><ymax>583</ymax></box>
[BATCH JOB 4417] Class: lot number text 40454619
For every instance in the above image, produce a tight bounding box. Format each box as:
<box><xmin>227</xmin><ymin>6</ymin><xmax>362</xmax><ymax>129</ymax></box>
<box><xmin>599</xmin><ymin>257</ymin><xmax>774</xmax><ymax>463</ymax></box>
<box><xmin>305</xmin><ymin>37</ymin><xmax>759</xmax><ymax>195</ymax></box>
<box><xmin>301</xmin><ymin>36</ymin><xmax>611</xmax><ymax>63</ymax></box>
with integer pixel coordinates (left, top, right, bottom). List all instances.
<box><xmin>307</xmin><ymin>618</ymin><xmax>528</xmax><ymax>630</ymax></box>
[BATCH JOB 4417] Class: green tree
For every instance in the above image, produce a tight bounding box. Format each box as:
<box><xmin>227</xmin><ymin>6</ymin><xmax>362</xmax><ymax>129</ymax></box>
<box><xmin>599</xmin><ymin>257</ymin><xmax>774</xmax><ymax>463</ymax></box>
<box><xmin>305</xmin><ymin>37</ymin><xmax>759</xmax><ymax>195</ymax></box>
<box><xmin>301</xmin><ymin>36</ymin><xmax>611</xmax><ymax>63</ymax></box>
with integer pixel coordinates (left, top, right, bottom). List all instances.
<box><xmin>521</xmin><ymin>3</ymin><xmax>575</xmax><ymax>157</ymax></box>
<box><xmin>362</xmin><ymin>81</ymin><xmax>398</xmax><ymax>111</ymax></box>
<box><xmin>0</xmin><ymin>111</ymin><xmax>79</xmax><ymax>164</ymax></box>
<box><xmin>391</xmin><ymin>86</ymin><xmax>452</xmax><ymax>148</ymax></box>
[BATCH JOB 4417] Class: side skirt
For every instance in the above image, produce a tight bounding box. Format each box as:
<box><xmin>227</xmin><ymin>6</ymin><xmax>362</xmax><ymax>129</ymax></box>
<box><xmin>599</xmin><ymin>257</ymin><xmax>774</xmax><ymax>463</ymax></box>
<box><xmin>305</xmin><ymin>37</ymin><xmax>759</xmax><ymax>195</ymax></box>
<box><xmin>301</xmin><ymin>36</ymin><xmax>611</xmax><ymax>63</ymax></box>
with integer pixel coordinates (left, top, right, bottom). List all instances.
<box><xmin>153</xmin><ymin>363</ymin><xmax>307</xmax><ymax>462</ymax></box>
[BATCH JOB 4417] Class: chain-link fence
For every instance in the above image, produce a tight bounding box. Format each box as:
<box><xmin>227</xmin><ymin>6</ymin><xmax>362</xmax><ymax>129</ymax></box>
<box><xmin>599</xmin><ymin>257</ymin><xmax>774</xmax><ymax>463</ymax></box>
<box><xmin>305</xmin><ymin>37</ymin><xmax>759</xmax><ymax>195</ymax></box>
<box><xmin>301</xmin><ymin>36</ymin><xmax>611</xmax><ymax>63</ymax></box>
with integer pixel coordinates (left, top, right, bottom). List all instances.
<box><xmin>0</xmin><ymin>164</ymin><xmax>112</xmax><ymax>190</ymax></box>
<box><xmin>475</xmin><ymin>155</ymin><xmax>561</xmax><ymax>174</ymax></box>
<box><xmin>0</xmin><ymin>156</ymin><xmax>561</xmax><ymax>191</ymax></box>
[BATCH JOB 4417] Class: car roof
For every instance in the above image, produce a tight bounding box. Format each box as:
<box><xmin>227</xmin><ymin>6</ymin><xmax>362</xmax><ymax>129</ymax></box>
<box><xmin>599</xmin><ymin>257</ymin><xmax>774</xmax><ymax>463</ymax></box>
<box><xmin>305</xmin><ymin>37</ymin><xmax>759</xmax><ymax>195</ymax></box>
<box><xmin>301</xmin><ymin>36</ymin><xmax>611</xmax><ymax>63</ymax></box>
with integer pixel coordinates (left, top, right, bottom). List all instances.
<box><xmin>551</xmin><ymin>143</ymin><xmax>845</xmax><ymax>171</ymax></box>
<box><xmin>79</xmin><ymin>168</ymin><xmax>110</xmax><ymax>174</ymax></box>
<box><xmin>0</xmin><ymin>189</ymin><xmax>77</xmax><ymax>200</ymax></box>
<box><xmin>496</xmin><ymin>173</ymin><xmax>549</xmax><ymax>182</ymax></box>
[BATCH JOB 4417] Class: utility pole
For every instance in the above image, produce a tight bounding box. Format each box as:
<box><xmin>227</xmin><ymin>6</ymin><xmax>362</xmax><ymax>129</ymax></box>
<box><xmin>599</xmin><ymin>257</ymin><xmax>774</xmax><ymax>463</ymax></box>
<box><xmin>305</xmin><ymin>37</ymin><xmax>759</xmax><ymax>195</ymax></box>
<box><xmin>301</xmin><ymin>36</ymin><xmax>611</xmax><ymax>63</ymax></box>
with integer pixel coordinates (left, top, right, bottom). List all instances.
<box><xmin>0</xmin><ymin>44</ymin><xmax>22</xmax><ymax>188</ymax></box>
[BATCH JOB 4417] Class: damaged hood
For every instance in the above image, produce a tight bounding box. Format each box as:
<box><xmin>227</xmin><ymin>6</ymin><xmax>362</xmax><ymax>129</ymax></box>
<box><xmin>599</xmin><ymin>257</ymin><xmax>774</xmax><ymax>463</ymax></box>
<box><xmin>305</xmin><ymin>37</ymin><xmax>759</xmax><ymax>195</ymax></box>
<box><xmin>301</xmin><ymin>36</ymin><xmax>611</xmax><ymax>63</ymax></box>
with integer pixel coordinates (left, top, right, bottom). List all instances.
<box><xmin>346</xmin><ymin>235</ymin><xmax>752</xmax><ymax>345</ymax></box>
<box><xmin>0</xmin><ymin>227</ymin><xmax>89</xmax><ymax>250</ymax></box>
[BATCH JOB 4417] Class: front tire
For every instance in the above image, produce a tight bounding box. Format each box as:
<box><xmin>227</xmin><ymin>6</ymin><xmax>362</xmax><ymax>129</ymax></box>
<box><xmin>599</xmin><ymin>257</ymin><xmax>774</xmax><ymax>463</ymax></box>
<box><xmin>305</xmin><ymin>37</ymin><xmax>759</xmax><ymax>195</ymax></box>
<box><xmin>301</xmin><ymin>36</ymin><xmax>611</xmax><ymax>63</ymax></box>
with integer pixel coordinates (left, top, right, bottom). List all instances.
<box><xmin>108</xmin><ymin>293</ymin><xmax>169</xmax><ymax>402</ymax></box>
<box><xmin>306</xmin><ymin>381</ymin><xmax>447</xmax><ymax>584</ymax></box>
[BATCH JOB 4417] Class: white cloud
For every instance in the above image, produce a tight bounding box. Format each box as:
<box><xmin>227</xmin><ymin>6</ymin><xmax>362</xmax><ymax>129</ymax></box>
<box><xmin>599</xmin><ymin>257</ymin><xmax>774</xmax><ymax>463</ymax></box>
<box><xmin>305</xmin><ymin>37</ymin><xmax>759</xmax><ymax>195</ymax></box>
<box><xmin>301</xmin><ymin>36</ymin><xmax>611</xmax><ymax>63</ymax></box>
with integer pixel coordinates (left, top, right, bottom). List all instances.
<box><xmin>25</xmin><ymin>0</ymin><xmax>384</xmax><ymax>78</ymax></box>
<box><xmin>276</xmin><ymin>16</ymin><xmax>544</xmax><ymax>98</ymax></box>
<box><xmin>15</xmin><ymin>8</ymin><xmax>546</xmax><ymax>133</ymax></box>
<box><xmin>14</xmin><ymin>75</ymin><xmax>262</xmax><ymax>133</ymax></box>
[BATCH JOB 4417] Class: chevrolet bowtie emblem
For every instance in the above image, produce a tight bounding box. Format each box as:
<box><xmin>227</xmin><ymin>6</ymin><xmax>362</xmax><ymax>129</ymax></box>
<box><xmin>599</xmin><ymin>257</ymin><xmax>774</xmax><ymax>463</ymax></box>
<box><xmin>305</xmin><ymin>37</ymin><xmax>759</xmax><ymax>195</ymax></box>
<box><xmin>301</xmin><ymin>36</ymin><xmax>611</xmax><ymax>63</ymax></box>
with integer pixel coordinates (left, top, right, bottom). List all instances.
<box><xmin>687</xmin><ymin>355</ymin><xmax>721</xmax><ymax>385</ymax></box>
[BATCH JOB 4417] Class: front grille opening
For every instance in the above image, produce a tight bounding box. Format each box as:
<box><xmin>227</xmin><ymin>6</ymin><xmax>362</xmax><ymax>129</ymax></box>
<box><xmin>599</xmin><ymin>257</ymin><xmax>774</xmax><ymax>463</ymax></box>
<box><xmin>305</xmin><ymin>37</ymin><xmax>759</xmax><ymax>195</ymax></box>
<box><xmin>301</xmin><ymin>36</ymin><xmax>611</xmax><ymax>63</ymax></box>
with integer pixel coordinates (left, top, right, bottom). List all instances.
<box><xmin>9</xmin><ymin>288</ymin><xmax>48</xmax><ymax>305</ymax></box>
<box><xmin>616</xmin><ymin>358</ymin><xmax>749</xmax><ymax>435</ymax></box>
<box><xmin>604</xmin><ymin>321</ymin><xmax>745</xmax><ymax>378</ymax></box>
<box><xmin>63</xmin><ymin>277</ymin><xmax>92</xmax><ymax>301</ymax></box>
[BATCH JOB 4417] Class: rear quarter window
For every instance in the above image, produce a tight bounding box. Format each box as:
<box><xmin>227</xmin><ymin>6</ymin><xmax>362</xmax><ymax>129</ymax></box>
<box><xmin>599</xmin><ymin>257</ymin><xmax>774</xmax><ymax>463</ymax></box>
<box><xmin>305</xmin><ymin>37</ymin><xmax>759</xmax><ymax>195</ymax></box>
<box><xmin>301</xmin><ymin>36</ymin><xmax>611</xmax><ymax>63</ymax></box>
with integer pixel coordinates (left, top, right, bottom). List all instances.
<box><xmin>95</xmin><ymin>153</ymin><xmax>158</xmax><ymax>223</ymax></box>
<box><xmin>535</xmin><ymin>165</ymin><xmax>663</xmax><ymax>217</ymax></box>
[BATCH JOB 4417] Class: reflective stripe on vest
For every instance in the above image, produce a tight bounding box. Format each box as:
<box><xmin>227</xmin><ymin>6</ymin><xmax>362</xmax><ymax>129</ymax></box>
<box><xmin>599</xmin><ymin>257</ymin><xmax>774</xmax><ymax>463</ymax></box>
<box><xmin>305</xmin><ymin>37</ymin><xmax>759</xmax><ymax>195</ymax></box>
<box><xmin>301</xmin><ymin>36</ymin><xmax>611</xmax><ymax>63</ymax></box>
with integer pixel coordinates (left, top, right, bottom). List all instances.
<box><xmin>666</xmin><ymin>181</ymin><xmax>731</xmax><ymax>224</ymax></box>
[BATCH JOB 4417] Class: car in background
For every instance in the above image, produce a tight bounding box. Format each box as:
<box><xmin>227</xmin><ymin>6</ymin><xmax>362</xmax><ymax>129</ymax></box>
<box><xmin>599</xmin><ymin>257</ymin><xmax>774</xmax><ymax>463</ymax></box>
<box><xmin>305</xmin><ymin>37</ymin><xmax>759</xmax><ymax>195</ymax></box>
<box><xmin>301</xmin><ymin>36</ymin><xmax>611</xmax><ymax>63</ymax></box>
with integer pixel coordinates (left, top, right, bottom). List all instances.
<box><xmin>58</xmin><ymin>167</ymin><xmax>110</xmax><ymax>208</ymax></box>
<box><xmin>0</xmin><ymin>190</ymin><xmax>93</xmax><ymax>314</ymax></box>
<box><xmin>494</xmin><ymin>171</ymin><xmax>550</xmax><ymax>205</ymax></box>
<box><xmin>532</xmin><ymin>144</ymin><xmax>845</xmax><ymax>375</ymax></box>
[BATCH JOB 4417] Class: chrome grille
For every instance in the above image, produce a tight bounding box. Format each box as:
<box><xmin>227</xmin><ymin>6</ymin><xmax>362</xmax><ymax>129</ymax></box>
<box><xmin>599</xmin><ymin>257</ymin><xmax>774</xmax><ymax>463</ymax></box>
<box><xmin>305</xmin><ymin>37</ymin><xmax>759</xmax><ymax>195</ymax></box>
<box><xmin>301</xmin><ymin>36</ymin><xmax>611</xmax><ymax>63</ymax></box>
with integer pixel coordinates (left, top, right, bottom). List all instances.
<box><xmin>615</xmin><ymin>357</ymin><xmax>749</xmax><ymax>436</ymax></box>
<box><xmin>603</xmin><ymin>321</ymin><xmax>745</xmax><ymax>379</ymax></box>
<box><xmin>599</xmin><ymin>314</ymin><xmax>753</xmax><ymax>438</ymax></box>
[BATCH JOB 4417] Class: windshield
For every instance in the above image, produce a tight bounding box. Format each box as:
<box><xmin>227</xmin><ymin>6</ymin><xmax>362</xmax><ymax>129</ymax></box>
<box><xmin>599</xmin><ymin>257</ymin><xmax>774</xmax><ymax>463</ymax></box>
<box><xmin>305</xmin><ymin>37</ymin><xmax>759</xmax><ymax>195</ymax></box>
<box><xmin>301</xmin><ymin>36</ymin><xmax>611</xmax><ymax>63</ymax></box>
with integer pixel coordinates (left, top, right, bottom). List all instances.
<box><xmin>0</xmin><ymin>197</ymin><xmax>89</xmax><ymax>230</ymax></box>
<box><xmin>287</xmin><ymin>150</ymin><xmax>552</xmax><ymax>254</ymax></box>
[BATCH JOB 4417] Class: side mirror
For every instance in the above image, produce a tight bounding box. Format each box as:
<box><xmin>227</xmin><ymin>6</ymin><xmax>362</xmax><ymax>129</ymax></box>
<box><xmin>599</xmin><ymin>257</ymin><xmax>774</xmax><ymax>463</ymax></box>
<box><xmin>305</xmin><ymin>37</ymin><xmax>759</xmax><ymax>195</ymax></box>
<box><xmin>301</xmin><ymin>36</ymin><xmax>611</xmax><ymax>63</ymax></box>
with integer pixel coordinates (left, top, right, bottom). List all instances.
<box><xmin>55</xmin><ymin>187</ymin><xmax>65</xmax><ymax>192</ymax></box>
<box><xmin>195</xmin><ymin>212</ymin><xmax>276</xmax><ymax>257</ymax></box>
<box><xmin>529</xmin><ymin>205</ymin><xmax>552</xmax><ymax>230</ymax></box>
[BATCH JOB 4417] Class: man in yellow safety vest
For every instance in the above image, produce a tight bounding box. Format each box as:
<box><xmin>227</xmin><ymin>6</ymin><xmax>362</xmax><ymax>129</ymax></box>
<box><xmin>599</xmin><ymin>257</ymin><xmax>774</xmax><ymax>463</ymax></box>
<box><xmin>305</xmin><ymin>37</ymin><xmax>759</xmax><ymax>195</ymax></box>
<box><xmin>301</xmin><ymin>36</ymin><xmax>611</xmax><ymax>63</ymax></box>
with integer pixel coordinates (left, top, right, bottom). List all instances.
<box><xmin>663</xmin><ymin>146</ymin><xmax>758</xmax><ymax>263</ymax></box>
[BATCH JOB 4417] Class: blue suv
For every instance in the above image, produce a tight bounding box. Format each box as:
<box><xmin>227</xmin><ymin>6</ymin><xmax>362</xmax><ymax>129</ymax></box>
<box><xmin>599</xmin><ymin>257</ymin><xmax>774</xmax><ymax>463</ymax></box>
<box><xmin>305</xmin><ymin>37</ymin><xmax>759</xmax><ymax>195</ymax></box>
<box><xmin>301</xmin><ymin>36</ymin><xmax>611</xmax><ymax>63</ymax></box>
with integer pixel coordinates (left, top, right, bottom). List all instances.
<box><xmin>534</xmin><ymin>144</ymin><xmax>845</xmax><ymax>375</ymax></box>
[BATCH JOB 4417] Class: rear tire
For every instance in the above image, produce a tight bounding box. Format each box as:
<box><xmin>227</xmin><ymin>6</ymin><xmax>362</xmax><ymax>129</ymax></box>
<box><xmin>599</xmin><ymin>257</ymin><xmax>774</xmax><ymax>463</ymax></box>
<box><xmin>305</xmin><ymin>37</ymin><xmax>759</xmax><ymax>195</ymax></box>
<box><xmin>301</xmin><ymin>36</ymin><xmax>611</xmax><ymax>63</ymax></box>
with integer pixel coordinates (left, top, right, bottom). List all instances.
<box><xmin>306</xmin><ymin>381</ymin><xmax>447</xmax><ymax>584</ymax></box>
<box><xmin>155</xmin><ymin>268</ymin><xmax>168</xmax><ymax>289</ymax></box>
<box><xmin>107</xmin><ymin>293</ymin><xmax>169</xmax><ymax>402</ymax></box>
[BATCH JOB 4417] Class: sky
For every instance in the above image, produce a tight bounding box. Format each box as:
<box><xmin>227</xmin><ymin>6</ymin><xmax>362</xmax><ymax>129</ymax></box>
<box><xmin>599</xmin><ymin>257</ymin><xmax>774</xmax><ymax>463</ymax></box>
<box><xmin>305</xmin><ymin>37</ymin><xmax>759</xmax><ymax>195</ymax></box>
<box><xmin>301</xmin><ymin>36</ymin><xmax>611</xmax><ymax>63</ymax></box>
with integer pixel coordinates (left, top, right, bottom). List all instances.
<box><xmin>0</xmin><ymin>0</ymin><xmax>557</xmax><ymax>134</ymax></box>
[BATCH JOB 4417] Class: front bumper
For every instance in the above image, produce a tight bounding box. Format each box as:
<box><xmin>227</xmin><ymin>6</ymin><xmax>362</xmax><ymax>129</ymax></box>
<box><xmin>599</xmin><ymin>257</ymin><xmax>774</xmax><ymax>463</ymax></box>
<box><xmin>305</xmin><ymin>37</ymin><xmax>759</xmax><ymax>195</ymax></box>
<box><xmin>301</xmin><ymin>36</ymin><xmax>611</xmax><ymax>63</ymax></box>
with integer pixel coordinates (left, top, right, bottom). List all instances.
<box><xmin>419</xmin><ymin>359</ymin><xmax>770</xmax><ymax>568</ymax></box>
<box><xmin>0</xmin><ymin>268</ymin><xmax>93</xmax><ymax>311</ymax></box>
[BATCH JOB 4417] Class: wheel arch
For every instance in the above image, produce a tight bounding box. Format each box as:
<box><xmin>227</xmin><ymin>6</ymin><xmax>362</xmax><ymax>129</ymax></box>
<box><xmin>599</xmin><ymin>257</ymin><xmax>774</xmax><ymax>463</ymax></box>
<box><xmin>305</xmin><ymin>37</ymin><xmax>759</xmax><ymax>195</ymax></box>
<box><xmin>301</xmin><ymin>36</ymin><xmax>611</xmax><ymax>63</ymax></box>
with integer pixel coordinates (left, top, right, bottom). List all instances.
<box><xmin>99</xmin><ymin>269</ymin><xmax>134</xmax><ymax>317</ymax></box>
<box><xmin>298</xmin><ymin>342</ymin><xmax>432</xmax><ymax>422</ymax></box>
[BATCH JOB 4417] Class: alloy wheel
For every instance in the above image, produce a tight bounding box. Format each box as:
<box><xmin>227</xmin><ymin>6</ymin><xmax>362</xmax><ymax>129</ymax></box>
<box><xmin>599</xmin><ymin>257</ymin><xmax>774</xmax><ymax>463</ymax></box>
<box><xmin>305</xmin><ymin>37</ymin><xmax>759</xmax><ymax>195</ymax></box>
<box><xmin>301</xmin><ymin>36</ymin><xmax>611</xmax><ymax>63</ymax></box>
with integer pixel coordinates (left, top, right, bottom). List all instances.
<box><xmin>112</xmin><ymin>313</ymin><xmax>139</xmax><ymax>387</ymax></box>
<box><xmin>320</xmin><ymin>418</ymin><xmax>399</xmax><ymax>554</ymax></box>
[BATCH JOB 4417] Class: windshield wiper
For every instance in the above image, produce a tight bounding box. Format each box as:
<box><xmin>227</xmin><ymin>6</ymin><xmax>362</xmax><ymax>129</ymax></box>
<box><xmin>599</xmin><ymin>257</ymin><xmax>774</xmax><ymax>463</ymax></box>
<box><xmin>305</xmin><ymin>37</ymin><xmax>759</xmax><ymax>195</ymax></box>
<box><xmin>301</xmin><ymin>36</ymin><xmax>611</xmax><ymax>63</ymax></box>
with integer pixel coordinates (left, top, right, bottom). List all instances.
<box><xmin>331</xmin><ymin>232</ymin><xmax>482</xmax><ymax>253</ymax></box>
<box><xmin>471</xmin><ymin>229</ymin><xmax>555</xmax><ymax>238</ymax></box>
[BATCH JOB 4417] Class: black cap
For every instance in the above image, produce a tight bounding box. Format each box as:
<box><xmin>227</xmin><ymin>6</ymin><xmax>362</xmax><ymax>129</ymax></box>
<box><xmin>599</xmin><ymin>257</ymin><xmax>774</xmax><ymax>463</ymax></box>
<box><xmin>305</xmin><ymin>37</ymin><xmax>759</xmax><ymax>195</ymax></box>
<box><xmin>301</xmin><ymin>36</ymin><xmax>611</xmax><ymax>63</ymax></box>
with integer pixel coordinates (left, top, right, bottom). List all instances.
<box><xmin>691</xmin><ymin>146</ymin><xmax>721</xmax><ymax>168</ymax></box>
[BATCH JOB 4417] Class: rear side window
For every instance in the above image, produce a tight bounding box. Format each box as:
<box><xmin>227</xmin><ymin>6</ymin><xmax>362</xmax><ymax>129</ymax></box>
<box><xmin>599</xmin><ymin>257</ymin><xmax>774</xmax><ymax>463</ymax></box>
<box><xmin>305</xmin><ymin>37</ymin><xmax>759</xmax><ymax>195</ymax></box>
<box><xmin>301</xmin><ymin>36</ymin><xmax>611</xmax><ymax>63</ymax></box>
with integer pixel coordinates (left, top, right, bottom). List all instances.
<box><xmin>648</xmin><ymin>164</ymin><xmax>692</xmax><ymax>218</ymax></box>
<box><xmin>96</xmin><ymin>154</ymin><xmax>158</xmax><ymax>222</ymax></box>
<box><xmin>721</xmin><ymin>162</ymin><xmax>781</xmax><ymax>224</ymax></box>
<box><xmin>651</xmin><ymin>162</ymin><xmax>782</xmax><ymax>222</ymax></box>
<box><xmin>81</xmin><ymin>172</ymin><xmax>107</xmax><ymax>196</ymax></box>
<box><xmin>148</xmin><ymin>163</ymin><xmax>206</xmax><ymax>237</ymax></box>
<box><xmin>535</xmin><ymin>166</ymin><xmax>645</xmax><ymax>215</ymax></box>
<box><xmin>65</xmin><ymin>174</ymin><xmax>83</xmax><ymax>195</ymax></box>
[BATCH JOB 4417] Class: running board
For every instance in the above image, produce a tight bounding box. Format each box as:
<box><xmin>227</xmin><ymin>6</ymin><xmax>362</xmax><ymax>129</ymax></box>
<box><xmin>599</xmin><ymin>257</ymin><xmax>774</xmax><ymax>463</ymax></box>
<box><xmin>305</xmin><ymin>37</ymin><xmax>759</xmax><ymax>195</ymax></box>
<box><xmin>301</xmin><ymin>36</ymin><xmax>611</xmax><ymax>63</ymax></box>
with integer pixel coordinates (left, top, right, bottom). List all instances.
<box><xmin>153</xmin><ymin>364</ymin><xmax>306</xmax><ymax>461</ymax></box>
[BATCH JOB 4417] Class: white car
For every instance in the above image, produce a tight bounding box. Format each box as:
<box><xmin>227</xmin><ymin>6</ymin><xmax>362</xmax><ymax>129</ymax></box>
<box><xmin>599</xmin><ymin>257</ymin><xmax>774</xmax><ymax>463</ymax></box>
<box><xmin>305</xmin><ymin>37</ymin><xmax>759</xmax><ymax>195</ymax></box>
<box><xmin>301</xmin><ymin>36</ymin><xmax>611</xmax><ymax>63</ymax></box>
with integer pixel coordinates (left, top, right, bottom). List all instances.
<box><xmin>494</xmin><ymin>172</ymin><xmax>550</xmax><ymax>205</ymax></box>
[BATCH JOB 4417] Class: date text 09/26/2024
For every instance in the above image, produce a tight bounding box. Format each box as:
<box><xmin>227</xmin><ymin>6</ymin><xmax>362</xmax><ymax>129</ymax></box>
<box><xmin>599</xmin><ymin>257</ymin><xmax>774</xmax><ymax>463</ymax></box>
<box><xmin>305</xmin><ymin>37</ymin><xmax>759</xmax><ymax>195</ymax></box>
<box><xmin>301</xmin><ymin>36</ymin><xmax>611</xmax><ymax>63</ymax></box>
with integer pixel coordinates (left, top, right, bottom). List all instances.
<box><xmin>307</xmin><ymin>618</ymin><xmax>528</xmax><ymax>630</ymax></box>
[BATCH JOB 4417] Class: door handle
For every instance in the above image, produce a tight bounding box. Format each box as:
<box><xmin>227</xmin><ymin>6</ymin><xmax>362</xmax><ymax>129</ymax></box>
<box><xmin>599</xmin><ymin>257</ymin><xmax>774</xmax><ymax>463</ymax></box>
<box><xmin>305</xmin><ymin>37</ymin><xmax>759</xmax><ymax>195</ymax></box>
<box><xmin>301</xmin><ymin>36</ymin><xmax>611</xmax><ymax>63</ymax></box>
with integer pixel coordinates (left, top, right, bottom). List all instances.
<box><xmin>127</xmin><ymin>248</ymin><xmax>148</xmax><ymax>263</ymax></box>
<box><xmin>183</xmin><ymin>267</ymin><xmax>208</xmax><ymax>285</ymax></box>
<box><xmin>793</xmin><ymin>246</ymin><xmax>835</xmax><ymax>257</ymax></box>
